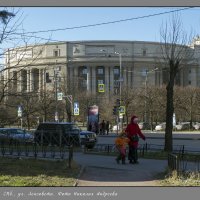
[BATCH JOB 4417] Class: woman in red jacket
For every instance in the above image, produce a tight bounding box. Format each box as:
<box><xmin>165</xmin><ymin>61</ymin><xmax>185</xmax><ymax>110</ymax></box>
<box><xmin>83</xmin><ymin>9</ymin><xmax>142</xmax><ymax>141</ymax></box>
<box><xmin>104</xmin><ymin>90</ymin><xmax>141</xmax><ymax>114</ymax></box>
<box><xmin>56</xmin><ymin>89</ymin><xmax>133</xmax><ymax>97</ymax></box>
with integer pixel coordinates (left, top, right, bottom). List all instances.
<box><xmin>125</xmin><ymin>115</ymin><xmax>146</xmax><ymax>164</ymax></box>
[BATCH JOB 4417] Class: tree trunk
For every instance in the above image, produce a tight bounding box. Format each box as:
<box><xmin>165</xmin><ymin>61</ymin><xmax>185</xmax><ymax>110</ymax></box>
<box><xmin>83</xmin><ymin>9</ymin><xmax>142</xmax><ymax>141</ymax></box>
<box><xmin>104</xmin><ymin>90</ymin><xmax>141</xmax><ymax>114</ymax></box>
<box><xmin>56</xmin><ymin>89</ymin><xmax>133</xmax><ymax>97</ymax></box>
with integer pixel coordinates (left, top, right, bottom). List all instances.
<box><xmin>164</xmin><ymin>83</ymin><xmax>174</xmax><ymax>152</ymax></box>
<box><xmin>66</xmin><ymin>100</ymin><xmax>72</xmax><ymax>122</ymax></box>
<box><xmin>164</xmin><ymin>63</ymin><xmax>177</xmax><ymax>152</ymax></box>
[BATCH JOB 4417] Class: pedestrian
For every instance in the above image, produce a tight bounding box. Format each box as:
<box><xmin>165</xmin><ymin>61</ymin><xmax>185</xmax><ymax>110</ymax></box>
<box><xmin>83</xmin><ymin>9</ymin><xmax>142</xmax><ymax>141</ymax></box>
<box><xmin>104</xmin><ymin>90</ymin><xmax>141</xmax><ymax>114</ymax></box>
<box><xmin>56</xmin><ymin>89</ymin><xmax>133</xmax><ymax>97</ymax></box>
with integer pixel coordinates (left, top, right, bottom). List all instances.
<box><xmin>125</xmin><ymin>115</ymin><xmax>146</xmax><ymax>164</ymax></box>
<box><xmin>115</xmin><ymin>130</ymin><xmax>130</xmax><ymax>164</ymax></box>
<box><xmin>88</xmin><ymin>123</ymin><xmax>92</xmax><ymax>131</ymax></box>
<box><xmin>101</xmin><ymin>120</ymin><xmax>106</xmax><ymax>135</ymax></box>
<box><xmin>106</xmin><ymin>121</ymin><xmax>110</xmax><ymax>135</ymax></box>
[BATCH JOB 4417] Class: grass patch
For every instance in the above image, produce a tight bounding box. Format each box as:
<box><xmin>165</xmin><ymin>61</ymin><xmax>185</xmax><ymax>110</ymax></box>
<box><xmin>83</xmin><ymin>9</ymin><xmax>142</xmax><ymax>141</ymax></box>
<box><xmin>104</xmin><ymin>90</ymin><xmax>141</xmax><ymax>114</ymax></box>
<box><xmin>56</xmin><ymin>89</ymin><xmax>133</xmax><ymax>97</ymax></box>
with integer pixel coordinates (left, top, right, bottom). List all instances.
<box><xmin>0</xmin><ymin>157</ymin><xmax>80</xmax><ymax>186</ymax></box>
<box><xmin>159</xmin><ymin>169</ymin><xmax>200</xmax><ymax>186</ymax></box>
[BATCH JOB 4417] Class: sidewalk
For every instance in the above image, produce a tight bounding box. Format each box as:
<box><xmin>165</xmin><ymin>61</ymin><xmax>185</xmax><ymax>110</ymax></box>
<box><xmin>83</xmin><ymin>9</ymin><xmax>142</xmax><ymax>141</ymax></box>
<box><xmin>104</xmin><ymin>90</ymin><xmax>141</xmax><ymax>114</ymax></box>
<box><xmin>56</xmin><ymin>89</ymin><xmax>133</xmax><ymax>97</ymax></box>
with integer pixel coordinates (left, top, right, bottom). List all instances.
<box><xmin>73</xmin><ymin>152</ymin><xmax>167</xmax><ymax>186</ymax></box>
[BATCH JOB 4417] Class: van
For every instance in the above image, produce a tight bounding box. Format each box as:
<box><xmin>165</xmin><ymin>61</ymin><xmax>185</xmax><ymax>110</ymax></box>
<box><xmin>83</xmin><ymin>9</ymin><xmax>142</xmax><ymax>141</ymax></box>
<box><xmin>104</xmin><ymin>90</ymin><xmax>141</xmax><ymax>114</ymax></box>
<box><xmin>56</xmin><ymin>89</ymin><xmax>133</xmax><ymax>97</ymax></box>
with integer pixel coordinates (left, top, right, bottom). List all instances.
<box><xmin>34</xmin><ymin>122</ymin><xmax>80</xmax><ymax>146</ymax></box>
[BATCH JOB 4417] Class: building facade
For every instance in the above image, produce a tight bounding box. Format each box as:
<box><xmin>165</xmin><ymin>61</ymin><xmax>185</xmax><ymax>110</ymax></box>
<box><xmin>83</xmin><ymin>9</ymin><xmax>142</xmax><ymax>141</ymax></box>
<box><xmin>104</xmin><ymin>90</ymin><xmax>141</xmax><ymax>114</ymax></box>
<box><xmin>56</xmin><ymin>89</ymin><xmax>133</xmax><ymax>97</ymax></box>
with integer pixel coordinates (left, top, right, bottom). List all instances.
<box><xmin>4</xmin><ymin>40</ymin><xmax>200</xmax><ymax>97</ymax></box>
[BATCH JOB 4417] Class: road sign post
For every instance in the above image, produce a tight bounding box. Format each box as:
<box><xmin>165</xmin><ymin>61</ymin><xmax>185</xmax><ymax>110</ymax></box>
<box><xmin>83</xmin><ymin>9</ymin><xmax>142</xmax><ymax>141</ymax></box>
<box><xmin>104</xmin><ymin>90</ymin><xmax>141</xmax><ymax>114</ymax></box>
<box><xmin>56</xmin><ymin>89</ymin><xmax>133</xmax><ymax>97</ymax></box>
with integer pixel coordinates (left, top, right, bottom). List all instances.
<box><xmin>74</xmin><ymin>102</ymin><xmax>79</xmax><ymax>116</ymax></box>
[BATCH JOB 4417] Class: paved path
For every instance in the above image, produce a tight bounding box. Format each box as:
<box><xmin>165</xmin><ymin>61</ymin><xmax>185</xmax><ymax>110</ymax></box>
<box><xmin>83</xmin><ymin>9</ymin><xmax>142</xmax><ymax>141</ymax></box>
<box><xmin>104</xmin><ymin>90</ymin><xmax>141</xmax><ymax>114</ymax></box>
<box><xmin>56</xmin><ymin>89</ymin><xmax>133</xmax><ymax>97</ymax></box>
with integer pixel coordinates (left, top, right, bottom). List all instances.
<box><xmin>73</xmin><ymin>152</ymin><xmax>167</xmax><ymax>186</ymax></box>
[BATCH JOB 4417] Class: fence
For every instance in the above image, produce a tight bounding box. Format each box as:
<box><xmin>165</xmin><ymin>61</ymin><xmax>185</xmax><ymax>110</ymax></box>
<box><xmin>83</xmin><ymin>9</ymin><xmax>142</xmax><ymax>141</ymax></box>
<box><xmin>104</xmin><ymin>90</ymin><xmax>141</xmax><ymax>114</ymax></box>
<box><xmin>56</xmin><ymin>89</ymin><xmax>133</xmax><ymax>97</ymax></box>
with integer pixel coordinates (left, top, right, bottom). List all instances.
<box><xmin>168</xmin><ymin>153</ymin><xmax>200</xmax><ymax>175</ymax></box>
<box><xmin>0</xmin><ymin>140</ymin><xmax>74</xmax><ymax>168</ymax></box>
<box><xmin>84</xmin><ymin>143</ymin><xmax>186</xmax><ymax>156</ymax></box>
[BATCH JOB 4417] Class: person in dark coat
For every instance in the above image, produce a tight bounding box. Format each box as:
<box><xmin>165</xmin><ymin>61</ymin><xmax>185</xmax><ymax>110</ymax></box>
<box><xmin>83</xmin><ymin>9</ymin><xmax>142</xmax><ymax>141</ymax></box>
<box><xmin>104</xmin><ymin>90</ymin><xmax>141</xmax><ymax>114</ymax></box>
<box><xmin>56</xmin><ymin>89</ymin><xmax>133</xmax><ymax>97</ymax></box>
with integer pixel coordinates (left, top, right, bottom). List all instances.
<box><xmin>125</xmin><ymin>115</ymin><xmax>146</xmax><ymax>164</ymax></box>
<box><xmin>106</xmin><ymin>121</ymin><xmax>110</xmax><ymax>135</ymax></box>
<box><xmin>101</xmin><ymin>120</ymin><xmax>106</xmax><ymax>135</ymax></box>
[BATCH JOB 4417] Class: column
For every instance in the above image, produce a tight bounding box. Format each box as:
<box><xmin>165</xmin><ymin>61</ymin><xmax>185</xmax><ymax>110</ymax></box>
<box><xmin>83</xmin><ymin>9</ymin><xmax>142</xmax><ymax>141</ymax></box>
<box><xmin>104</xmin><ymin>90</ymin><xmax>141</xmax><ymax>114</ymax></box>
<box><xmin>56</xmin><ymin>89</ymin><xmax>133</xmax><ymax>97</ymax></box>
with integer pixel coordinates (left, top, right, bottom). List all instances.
<box><xmin>128</xmin><ymin>66</ymin><xmax>132</xmax><ymax>88</ymax></box>
<box><xmin>87</xmin><ymin>66</ymin><xmax>91</xmax><ymax>93</ymax></box>
<box><xmin>74</xmin><ymin>66</ymin><xmax>78</xmax><ymax>89</ymax></box>
<box><xmin>30</xmin><ymin>69</ymin><xmax>34</xmax><ymax>92</ymax></box>
<box><xmin>105</xmin><ymin>66</ymin><xmax>109</xmax><ymax>95</ymax></box>
<box><xmin>110</xmin><ymin>66</ymin><xmax>114</xmax><ymax>95</ymax></box>
<box><xmin>19</xmin><ymin>70</ymin><xmax>22</xmax><ymax>92</ymax></box>
<box><xmin>39</xmin><ymin>69</ymin><xmax>42</xmax><ymax>93</ymax></box>
<box><xmin>68</xmin><ymin>64</ymin><xmax>73</xmax><ymax>90</ymax></box>
<box><xmin>191</xmin><ymin>68</ymin><xmax>197</xmax><ymax>87</ymax></box>
<box><xmin>42</xmin><ymin>68</ymin><xmax>46</xmax><ymax>92</ymax></box>
<box><xmin>27</xmin><ymin>70</ymin><xmax>30</xmax><ymax>92</ymax></box>
<box><xmin>92</xmin><ymin>66</ymin><xmax>96</xmax><ymax>94</ymax></box>
<box><xmin>123</xmin><ymin>66</ymin><xmax>127</xmax><ymax>87</ymax></box>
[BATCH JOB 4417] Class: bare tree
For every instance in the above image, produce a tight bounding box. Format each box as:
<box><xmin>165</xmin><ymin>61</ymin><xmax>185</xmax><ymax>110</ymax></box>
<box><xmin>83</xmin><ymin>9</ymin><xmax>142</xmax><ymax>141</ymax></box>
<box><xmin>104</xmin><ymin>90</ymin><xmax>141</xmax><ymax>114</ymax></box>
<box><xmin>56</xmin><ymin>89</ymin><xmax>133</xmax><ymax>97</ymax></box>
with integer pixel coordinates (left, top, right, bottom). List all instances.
<box><xmin>160</xmin><ymin>13</ymin><xmax>194</xmax><ymax>151</ymax></box>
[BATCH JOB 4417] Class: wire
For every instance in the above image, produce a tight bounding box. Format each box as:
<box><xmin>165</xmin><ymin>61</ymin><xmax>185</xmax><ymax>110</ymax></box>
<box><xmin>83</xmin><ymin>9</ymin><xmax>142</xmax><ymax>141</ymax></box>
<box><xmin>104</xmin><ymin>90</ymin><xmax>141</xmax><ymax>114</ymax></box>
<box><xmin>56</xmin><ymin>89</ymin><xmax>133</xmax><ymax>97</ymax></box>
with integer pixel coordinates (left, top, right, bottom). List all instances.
<box><xmin>0</xmin><ymin>7</ymin><xmax>196</xmax><ymax>49</ymax></box>
<box><xmin>17</xmin><ymin>7</ymin><xmax>193</xmax><ymax>35</ymax></box>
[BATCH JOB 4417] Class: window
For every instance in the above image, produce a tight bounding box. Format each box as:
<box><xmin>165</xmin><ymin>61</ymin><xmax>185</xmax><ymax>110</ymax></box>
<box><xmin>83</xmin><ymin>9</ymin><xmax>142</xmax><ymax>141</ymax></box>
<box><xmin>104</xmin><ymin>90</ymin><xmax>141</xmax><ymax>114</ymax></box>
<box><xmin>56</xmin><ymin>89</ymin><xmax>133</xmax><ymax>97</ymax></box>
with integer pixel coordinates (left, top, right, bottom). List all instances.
<box><xmin>53</xmin><ymin>49</ymin><xmax>60</xmax><ymax>57</ymax></box>
<box><xmin>81</xmin><ymin>80</ymin><xmax>87</xmax><ymax>87</ymax></box>
<box><xmin>114</xmin><ymin>68</ymin><xmax>119</xmax><ymax>75</ymax></box>
<box><xmin>114</xmin><ymin>80</ymin><xmax>119</xmax><ymax>87</ymax></box>
<box><xmin>97</xmin><ymin>68</ymin><xmax>104</xmax><ymax>75</ymax></box>
<box><xmin>82</xmin><ymin>68</ymin><xmax>88</xmax><ymax>75</ymax></box>
<box><xmin>97</xmin><ymin>80</ymin><xmax>104</xmax><ymax>84</ymax></box>
<box><xmin>142</xmin><ymin>49</ymin><xmax>147</xmax><ymax>56</ymax></box>
<box><xmin>188</xmin><ymin>80</ymin><xmax>191</xmax><ymax>85</ymax></box>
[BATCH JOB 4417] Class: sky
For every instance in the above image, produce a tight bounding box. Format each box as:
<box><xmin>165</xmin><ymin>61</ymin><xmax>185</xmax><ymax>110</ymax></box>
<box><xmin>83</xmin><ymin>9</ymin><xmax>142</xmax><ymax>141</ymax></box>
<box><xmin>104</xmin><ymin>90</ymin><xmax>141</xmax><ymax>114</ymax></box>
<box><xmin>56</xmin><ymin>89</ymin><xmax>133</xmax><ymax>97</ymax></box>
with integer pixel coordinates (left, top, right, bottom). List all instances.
<box><xmin>2</xmin><ymin>7</ymin><xmax>200</xmax><ymax>48</ymax></box>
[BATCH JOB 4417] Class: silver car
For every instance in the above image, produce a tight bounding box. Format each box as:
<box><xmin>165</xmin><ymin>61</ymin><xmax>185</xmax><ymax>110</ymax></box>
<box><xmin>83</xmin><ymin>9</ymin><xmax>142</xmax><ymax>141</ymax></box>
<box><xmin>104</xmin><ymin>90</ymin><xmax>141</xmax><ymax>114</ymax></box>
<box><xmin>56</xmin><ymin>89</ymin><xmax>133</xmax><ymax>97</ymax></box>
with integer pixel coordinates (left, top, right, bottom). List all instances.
<box><xmin>0</xmin><ymin>128</ymin><xmax>34</xmax><ymax>143</ymax></box>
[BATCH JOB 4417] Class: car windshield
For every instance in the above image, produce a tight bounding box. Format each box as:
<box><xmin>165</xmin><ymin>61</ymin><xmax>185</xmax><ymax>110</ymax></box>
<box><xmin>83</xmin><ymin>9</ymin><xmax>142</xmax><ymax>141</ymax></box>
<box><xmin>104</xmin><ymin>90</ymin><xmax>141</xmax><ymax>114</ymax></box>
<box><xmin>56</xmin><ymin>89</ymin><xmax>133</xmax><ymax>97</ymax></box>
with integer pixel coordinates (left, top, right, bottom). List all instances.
<box><xmin>63</xmin><ymin>124</ymin><xmax>80</xmax><ymax>132</ymax></box>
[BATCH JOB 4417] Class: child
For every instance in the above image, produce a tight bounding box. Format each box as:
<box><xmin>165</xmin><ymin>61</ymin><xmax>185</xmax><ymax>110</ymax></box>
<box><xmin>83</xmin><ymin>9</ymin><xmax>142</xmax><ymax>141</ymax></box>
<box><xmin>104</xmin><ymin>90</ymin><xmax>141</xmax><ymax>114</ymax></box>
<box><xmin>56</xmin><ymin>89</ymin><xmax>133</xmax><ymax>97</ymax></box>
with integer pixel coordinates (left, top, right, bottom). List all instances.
<box><xmin>114</xmin><ymin>131</ymin><xmax>130</xmax><ymax>164</ymax></box>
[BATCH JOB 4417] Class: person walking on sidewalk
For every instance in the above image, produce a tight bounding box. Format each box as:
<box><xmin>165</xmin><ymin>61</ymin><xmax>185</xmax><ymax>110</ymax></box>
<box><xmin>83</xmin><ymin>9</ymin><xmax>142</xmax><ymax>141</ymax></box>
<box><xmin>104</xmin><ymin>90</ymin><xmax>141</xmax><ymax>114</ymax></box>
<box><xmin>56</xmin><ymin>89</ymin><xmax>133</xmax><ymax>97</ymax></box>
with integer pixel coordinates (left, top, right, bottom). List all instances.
<box><xmin>115</xmin><ymin>131</ymin><xmax>130</xmax><ymax>164</ymax></box>
<box><xmin>125</xmin><ymin>115</ymin><xmax>146</xmax><ymax>164</ymax></box>
<box><xmin>106</xmin><ymin>121</ymin><xmax>110</xmax><ymax>135</ymax></box>
<box><xmin>101</xmin><ymin>120</ymin><xmax>106</xmax><ymax>135</ymax></box>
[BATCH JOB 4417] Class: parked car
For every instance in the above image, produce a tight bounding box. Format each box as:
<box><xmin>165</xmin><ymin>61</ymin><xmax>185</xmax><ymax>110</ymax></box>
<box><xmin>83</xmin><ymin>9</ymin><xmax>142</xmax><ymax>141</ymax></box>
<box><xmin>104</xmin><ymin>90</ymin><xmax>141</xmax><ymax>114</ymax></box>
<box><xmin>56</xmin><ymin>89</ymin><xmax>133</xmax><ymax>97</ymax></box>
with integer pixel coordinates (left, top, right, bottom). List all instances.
<box><xmin>112</xmin><ymin>123</ymin><xmax>127</xmax><ymax>132</ymax></box>
<box><xmin>0</xmin><ymin>128</ymin><xmax>34</xmax><ymax>143</ymax></box>
<box><xmin>155</xmin><ymin>123</ymin><xmax>166</xmax><ymax>131</ymax></box>
<box><xmin>34</xmin><ymin>122</ymin><xmax>81</xmax><ymax>146</ymax></box>
<box><xmin>175</xmin><ymin>122</ymin><xmax>190</xmax><ymax>131</ymax></box>
<box><xmin>112</xmin><ymin>124</ymin><xmax>121</xmax><ymax>132</ymax></box>
<box><xmin>138</xmin><ymin>122</ymin><xmax>152</xmax><ymax>130</ymax></box>
<box><xmin>193</xmin><ymin>122</ymin><xmax>200</xmax><ymax>130</ymax></box>
<box><xmin>80</xmin><ymin>130</ymin><xmax>97</xmax><ymax>149</ymax></box>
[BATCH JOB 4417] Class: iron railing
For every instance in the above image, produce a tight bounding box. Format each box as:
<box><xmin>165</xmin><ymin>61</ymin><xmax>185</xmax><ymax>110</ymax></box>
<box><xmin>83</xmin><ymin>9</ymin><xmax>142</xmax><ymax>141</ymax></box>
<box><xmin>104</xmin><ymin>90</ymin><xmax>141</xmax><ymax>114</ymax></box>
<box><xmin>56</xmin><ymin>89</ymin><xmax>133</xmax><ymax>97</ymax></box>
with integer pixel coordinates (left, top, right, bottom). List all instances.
<box><xmin>0</xmin><ymin>139</ymin><xmax>75</xmax><ymax>168</ymax></box>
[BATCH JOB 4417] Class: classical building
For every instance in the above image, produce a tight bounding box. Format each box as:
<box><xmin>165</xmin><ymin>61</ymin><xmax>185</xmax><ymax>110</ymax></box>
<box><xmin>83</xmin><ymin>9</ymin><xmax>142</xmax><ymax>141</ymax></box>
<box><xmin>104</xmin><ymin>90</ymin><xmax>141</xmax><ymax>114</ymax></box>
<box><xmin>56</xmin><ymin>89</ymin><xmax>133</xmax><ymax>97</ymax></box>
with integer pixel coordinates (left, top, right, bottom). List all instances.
<box><xmin>4</xmin><ymin>39</ymin><xmax>200</xmax><ymax>97</ymax></box>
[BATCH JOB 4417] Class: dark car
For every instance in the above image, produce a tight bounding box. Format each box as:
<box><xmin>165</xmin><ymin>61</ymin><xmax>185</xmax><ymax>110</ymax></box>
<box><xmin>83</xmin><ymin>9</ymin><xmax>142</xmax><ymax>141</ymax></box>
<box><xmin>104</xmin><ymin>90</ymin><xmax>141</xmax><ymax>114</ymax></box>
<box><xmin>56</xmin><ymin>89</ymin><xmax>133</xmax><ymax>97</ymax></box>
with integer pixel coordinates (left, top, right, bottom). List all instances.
<box><xmin>0</xmin><ymin>128</ymin><xmax>34</xmax><ymax>143</ymax></box>
<box><xmin>80</xmin><ymin>130</ymin><xmax>97</xmax><ymax>149</ymax></box>
<box><xmin>34</xmin><ymin>122</ymin><xmax>80</xmax><ymax>146</ymax></box>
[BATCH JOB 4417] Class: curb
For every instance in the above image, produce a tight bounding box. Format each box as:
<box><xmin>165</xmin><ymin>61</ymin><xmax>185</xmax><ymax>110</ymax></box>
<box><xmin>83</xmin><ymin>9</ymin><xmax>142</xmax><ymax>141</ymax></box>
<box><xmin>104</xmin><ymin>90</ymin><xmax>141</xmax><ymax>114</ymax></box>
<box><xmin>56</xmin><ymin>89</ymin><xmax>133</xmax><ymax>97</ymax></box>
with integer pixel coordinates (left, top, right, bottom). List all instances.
<box><xmin>73</xmin><ymin>165</ymin><xmax>85</xmax><ymax>187</ymax></box>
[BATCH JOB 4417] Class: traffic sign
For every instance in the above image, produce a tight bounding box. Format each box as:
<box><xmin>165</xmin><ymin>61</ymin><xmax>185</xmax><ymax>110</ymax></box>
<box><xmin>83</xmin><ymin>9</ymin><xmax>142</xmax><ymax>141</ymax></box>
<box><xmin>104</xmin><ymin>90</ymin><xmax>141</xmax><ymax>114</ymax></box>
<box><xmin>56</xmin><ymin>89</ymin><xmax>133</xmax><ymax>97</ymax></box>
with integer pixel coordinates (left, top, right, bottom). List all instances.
<box><xmin>98</xmin><ymin>84</ymin><xmax>105</xmax><ymax>93</ymax></box>
<box><xmin>74</xmin><ymin>108</ymin><xmax>79</xmax><ymax>116</ymax></box>
<box><xmin>55</xmin><ymin>112</ymin><xmax>59</xmax><ymax>121</ymax></box>
<box><xmin>119</xmin><ymin>114</ymin><xmax>123</xmax><ymax>119</ymax></box>
<box><xmin>119</xmin><ymin>106</ymin><xmax>125</xmax><ymax>115</ymax></box>
<box><xmin>74</xmin><ymin>102</ymin><xmax>79</xmax><ymax>115</ymax></box>
<box><xmin>18</xmin><ymin>105</ymin><xmax>22</xmax><ymax>117</ymax></box>
<box><xmin>57</xmin><ymin>92</ymin><xmax>63</xmax><ymax>100</ymax></box>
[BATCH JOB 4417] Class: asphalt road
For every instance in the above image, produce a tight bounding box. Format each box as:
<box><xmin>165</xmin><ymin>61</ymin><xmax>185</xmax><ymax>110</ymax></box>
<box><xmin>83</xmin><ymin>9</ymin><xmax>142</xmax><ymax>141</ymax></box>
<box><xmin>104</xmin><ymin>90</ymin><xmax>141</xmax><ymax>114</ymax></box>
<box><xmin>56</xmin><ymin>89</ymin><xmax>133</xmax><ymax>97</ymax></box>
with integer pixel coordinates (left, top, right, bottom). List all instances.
<box><xmin>97</xmin><ymin>132</ymin><xmax>200</xmax><ymax>152</ymax></box>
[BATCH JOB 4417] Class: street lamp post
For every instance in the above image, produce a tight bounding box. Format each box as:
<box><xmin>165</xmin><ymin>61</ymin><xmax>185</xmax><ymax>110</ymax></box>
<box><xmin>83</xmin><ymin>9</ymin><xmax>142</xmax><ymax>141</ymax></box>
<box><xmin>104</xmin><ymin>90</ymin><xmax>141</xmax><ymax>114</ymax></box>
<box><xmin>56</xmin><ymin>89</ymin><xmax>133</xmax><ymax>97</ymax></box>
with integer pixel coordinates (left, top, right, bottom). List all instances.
<box><xmin>115</xmin><ymin>52</ymin><xmax>122</xmax><ymax>132</ymax></box>
<box><xmin>54</xmin><ymin>60</ymin><xmax>60</xmax><ymax>122</ymax></box>
<box><xmin>100</xmin><ymin>49</ymin><xmax>123</xmax><ymax>132</ymax></box>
